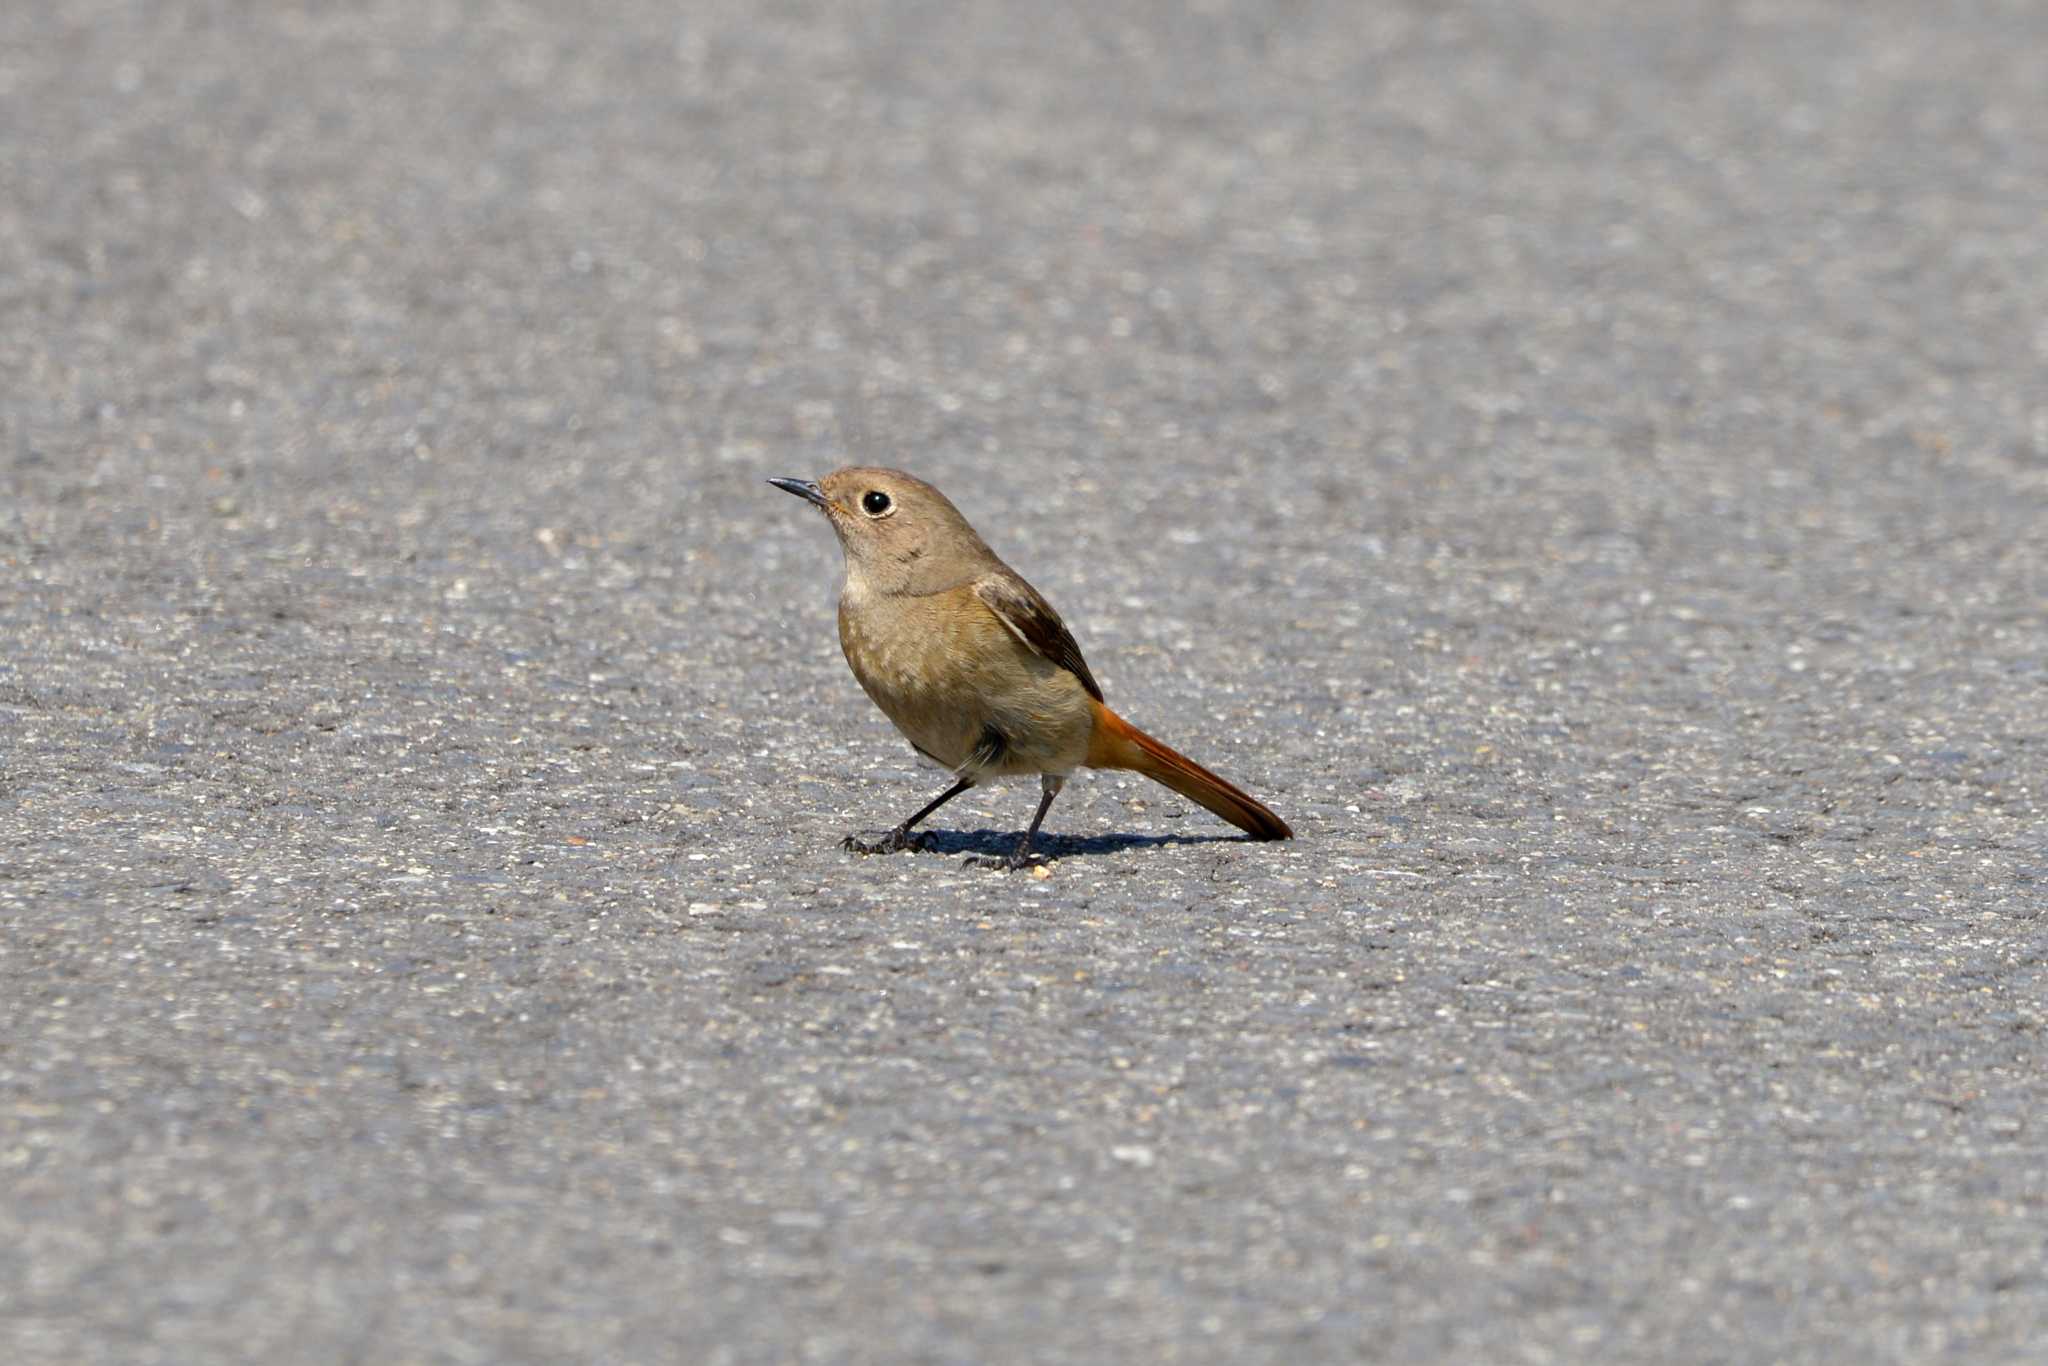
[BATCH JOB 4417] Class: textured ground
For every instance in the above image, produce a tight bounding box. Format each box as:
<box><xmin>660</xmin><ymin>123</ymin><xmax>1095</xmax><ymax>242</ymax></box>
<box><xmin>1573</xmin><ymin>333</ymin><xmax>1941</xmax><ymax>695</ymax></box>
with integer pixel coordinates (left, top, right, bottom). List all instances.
<box><xmin>4</xmin><ymin>1</ymin><xmax>2047</xmax><ymax>1362</ymax></box>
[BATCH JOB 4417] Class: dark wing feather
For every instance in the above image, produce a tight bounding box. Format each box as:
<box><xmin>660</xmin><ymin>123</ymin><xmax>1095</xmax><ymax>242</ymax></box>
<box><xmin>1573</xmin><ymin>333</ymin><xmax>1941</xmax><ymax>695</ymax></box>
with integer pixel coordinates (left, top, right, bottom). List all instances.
<box><xmin>974</xmin><ymin>574</ymin><xmax>1104</xmax><ymax>701</ymax></box>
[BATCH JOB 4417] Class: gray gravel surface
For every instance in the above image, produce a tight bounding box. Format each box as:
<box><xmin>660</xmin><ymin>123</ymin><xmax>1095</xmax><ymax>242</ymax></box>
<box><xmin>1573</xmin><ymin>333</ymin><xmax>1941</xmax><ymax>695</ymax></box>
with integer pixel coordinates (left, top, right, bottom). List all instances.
<box><xmin>6</xmin><ymin>2</ymin><xmax>2047</xmax><ymax>1362</ymax></box>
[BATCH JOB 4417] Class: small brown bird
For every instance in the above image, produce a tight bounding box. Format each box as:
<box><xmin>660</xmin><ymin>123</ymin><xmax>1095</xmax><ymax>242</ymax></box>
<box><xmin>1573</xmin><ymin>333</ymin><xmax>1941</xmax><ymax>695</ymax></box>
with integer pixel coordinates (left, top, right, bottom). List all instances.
<box><xmin>770</xmin><ymin>467</ymin><xmax>1292</xmax><ymax>868</ymax></box>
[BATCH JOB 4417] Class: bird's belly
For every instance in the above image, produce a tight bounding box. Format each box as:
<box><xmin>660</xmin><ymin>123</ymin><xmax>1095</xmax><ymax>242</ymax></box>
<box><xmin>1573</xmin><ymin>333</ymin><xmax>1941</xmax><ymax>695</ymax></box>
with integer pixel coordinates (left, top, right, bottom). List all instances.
<box><xmin>839</xmin><ymin>594</ymin><xmax>1092</xmax><ymax>776</ymax></box>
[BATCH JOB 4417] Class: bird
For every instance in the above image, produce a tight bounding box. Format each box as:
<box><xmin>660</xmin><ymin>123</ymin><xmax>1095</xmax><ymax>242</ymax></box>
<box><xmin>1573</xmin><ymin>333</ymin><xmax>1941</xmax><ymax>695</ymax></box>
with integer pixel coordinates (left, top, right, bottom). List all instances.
<box><xmin>768</xmin><ymin>467</ymin><xmax>1292</xmax><ymax>868</ymax></box>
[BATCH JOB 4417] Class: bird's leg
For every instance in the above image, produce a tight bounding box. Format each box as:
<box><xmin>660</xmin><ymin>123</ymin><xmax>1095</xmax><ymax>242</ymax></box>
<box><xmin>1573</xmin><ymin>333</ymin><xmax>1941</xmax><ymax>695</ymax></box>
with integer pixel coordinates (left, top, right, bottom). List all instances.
<box><xmin>967</xmin><ymin>774</ymin><xmax>1064</xmax><ymax>871</ymax></box>
<box><xmin>843</xmin><ymin>776</ymin><xmax>974</xmax><ymax>854</ymax></box>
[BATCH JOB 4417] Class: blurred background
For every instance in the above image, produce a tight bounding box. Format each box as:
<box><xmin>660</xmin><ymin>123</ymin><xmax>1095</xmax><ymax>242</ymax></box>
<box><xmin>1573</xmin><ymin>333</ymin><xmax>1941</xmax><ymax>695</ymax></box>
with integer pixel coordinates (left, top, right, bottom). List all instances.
<box><xmin>6</xmin><ymin>2</ymin><xmax>2046</xmax><ymax>1361</ymax></box>
<box><xmin>13</xmin><ymin>0</ymin><xmax>2043</xmax><ymax>597</ymax></box>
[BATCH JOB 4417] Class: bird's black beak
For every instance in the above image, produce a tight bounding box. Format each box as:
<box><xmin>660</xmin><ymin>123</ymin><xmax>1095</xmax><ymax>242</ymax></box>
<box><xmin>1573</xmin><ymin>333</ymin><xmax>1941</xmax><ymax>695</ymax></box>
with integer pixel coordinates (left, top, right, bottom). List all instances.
<box><xmin>768</xmin><ymin>477</ymin><xmax>831</xmax><ymax>510</ymax></box>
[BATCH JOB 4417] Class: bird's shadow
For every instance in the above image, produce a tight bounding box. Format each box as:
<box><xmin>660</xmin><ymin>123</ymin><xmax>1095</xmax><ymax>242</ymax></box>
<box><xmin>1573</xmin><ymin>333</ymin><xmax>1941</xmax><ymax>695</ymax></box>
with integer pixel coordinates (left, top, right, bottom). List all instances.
<box><xmin>888</xmin><ymin>826</ymin><xmax>1250</xmax><ymax>860</ymax></box>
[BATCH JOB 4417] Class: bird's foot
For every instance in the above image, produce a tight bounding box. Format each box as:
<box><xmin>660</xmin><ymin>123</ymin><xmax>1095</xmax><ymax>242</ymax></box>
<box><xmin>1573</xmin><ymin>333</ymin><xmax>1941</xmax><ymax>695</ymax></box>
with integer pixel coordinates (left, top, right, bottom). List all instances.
<box><xmin>962</xmin><ymin>845</ymin><xmax>1045</xmax><ymax>872</ymax></box>
<box><xmin>841</xmin><ymin>827</ymin><xmax>932</xmax><ymax>855</ymax></box>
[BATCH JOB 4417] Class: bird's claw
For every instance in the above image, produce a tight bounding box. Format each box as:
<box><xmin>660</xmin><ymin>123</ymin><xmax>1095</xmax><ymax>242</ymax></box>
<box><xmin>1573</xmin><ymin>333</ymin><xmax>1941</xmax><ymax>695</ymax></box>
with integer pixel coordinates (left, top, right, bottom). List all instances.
<box><xmin>962</xmin><ymin>848</ymin><xmax>1044</xmax><ymax>872</ymax></box>
<box><xmin>841</xmin><ymin>828</ymin><xmax>931</xmax><ymax>855</ymax></box>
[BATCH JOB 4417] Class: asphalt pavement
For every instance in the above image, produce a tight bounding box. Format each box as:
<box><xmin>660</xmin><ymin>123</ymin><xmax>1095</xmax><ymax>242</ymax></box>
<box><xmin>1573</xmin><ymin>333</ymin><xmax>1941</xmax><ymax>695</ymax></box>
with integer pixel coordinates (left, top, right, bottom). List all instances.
<box><xmin>4</xmin><ymin>2</ymin><xmax>2047</xmax><ymax>1362</ymax></box>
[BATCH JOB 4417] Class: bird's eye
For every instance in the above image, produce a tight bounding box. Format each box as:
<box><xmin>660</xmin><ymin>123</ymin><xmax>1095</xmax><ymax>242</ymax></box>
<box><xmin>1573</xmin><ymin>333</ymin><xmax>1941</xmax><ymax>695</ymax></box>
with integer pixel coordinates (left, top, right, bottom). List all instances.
<box><xmin>861</xmin><ymin>490</ymin><xmax>892</xmax><ymax>516</ymax></box>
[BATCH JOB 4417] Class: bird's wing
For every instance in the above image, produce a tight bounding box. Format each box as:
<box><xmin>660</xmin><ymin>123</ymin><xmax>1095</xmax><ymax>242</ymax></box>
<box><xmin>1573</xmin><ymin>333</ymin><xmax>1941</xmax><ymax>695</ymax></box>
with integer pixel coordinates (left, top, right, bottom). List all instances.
<box><xmin>973</xmin><ymin>573</ymin><xmax>1104</xmax><ymax>701</ymax></box>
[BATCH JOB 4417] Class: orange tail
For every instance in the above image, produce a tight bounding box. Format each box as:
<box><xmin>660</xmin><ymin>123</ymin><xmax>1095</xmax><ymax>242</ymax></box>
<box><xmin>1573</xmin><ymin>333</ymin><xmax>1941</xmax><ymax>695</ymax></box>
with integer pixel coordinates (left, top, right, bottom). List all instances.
<box><xmin>1086</xmin><ymin>701</ymin><xmax>1293</xmax><ymax>840</ymax></box>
